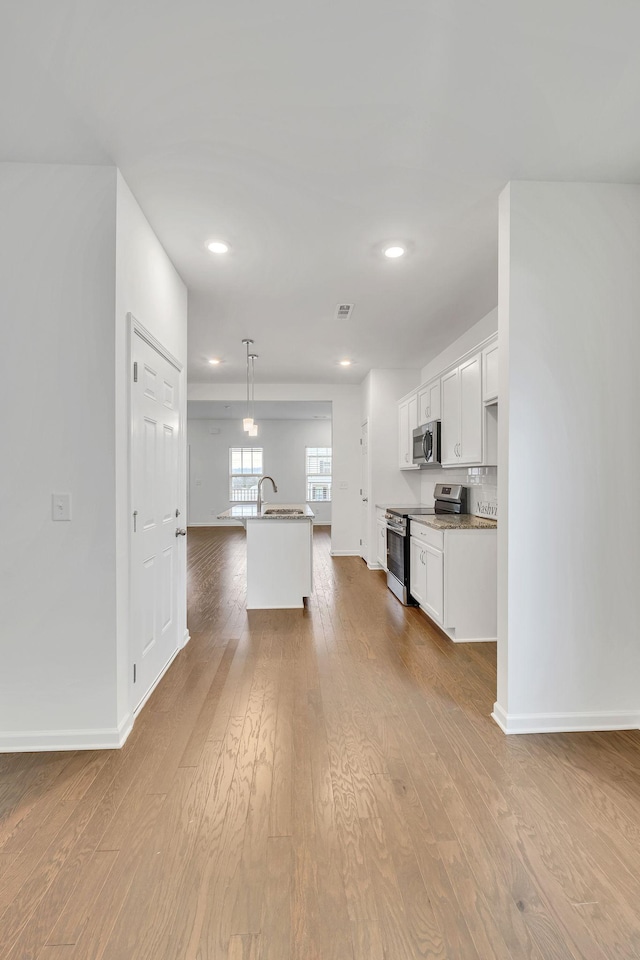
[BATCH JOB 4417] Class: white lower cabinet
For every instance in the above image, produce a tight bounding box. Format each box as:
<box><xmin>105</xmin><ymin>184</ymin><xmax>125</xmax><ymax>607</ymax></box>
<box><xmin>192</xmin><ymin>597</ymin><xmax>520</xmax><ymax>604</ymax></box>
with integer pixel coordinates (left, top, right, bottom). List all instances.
<box><xmin>376</xmin><ymin>519</ymin><xmax>387</xmax><ymax>570</ymax></box>
<box><xmin>423</xmin><ymin>543</ymin><xmax>444</xmax><ymax>623</ymax></box>
<box><xmin>410</xmin><ymin>536</ymin><xmax>426</xmax><ymax>606</ymax></box>
<box><xmin>410</xmin><ymin>522</ymin><xmax>497</xmax><ymax>642</ymax></box>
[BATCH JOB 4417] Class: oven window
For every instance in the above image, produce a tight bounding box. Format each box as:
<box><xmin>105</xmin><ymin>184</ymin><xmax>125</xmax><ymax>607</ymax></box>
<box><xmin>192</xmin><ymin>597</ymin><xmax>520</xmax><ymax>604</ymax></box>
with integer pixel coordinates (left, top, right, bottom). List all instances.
<box><xmin>387</xmin><ymin>528</ymin><xmax>405</xmax><ymax>581</ymax></box>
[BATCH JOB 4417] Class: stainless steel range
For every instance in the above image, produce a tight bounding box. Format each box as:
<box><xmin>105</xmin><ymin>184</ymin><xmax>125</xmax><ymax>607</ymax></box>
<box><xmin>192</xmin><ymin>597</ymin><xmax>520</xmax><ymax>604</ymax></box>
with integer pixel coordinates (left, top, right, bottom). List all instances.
<box><xmin>384</xmin><ymin>484</ymin><xmax>467</xmax><ymax>605</ymax></box>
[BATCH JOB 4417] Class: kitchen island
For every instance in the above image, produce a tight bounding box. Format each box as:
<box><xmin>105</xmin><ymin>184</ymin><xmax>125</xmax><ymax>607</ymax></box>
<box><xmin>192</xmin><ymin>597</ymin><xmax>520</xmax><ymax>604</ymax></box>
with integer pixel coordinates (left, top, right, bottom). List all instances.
<box><xmin>217</xmin><ymin>503</ymin><xmax>314</xmax><ymax>609</ymax></box>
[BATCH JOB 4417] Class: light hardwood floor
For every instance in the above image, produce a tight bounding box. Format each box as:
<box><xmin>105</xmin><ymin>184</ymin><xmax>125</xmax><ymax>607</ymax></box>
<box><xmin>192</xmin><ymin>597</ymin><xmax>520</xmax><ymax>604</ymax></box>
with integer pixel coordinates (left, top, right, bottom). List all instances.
<box><xmin>2</xmin><ymin>526</ymin><xmax>640</xmax><ymax>959</ymax></box>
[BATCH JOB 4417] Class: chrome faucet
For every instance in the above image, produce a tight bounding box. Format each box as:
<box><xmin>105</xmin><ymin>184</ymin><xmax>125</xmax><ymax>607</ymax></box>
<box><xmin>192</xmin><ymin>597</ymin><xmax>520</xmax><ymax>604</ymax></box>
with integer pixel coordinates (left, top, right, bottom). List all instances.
<box><xmin>257</xmin><ymin>475</ymin><xmax>278</xmax><ymax>513</ymax></box>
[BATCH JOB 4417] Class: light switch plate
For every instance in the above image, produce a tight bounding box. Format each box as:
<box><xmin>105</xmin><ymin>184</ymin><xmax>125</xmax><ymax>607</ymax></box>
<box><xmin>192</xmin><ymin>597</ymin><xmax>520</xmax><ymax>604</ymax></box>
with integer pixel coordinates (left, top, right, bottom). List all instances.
<box><xmin>52</xmin><ymin>493</ymin><xmax>72</xmax><ymax>521</ymax></box>
<box><xmin>338</xmin><ymin>481</ymin><xmax>348</xmax><ymax>490</ymax></box>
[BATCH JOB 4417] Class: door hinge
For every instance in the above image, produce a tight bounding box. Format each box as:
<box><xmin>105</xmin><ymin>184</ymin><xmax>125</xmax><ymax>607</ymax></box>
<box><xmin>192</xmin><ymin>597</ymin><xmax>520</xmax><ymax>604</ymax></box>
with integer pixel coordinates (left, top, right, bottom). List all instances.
<box><xmin>359</xmin><ymin>539</ymin><xmax>362</xmax><ymax>545</ymax></box>
<box><xmin>133</xmin><ymin>510</ymin><xmax>138</xmax><ymax>532</ymax></box>
<box><xmin>133</xmin><ymin>663</ymin><xmax>137</xmax><ymax>683</ymax></box>
<box><xmin>133</xmin><ymin>361</ymin><xmax>138</xmax><ymax>382</ymax></box>
<box><xmin>360</xmin><ymin>438</ymin><xmax>362</xmax><ymax>445</ymax></box>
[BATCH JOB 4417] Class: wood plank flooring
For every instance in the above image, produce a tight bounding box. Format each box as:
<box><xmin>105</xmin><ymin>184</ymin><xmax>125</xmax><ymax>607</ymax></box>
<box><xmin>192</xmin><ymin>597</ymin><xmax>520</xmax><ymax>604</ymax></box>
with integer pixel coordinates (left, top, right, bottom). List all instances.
<box><xmin>2</xmin><ymin>525</ymin><xmax>640</xmax><ymax>958</ymax></box>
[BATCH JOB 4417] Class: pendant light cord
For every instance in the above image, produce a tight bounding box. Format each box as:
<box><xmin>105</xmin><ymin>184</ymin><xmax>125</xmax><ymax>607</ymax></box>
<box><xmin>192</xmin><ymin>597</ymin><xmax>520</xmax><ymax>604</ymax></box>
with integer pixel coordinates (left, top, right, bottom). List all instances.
<box><xmin>246</xmin><ymin>340</ymin><xmax>250</xmax><ymax>416</ymax></box>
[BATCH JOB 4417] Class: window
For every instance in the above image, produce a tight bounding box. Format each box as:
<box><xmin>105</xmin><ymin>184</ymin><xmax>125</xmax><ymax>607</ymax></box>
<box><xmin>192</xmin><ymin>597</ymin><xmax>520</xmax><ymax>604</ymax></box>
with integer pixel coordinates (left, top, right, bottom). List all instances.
<box><xmin>306</xmin><ymin>446</ymin><xmax>332</xmax><ymax>502</ymax></box>
<box><xmin>229</xmin><ymin>447</ymin><xmax>263</xmax><ymax>501</ymax></box>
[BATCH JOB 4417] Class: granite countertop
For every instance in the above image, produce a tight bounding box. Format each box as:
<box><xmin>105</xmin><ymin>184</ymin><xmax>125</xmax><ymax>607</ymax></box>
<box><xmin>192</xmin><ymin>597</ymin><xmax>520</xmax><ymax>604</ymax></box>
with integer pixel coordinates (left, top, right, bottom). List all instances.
<box><xmin>218</xmin><ymin>503</ymin><xmax>315</xmax><ymax>520</ymax></box>
<box><xmin>409</xmin><ymin>513</ymin><xmax>497</xmax><ymax>531</ymax></box>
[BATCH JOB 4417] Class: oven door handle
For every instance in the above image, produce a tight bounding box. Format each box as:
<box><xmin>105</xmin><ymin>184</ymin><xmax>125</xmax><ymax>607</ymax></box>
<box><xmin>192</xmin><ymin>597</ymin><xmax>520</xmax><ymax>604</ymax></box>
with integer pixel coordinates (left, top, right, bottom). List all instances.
<box><xmin>385</xmin><ymin>523</ymin><xmax>406</xmax><ymax>536</ymax></box>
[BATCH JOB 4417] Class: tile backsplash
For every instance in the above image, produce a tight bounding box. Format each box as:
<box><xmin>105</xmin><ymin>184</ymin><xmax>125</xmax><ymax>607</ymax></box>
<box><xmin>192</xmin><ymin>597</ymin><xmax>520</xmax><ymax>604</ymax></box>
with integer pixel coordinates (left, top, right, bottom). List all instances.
<box><xmin>421</xmin><ymin>466</ymin><xmax>498</xmax><ymax>519</ymax></box>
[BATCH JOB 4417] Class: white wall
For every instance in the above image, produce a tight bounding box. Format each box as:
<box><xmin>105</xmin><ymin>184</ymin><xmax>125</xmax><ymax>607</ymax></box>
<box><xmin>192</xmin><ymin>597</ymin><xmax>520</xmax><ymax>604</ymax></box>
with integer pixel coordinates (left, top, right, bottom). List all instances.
<box><xmin>188</xmin><ymin>383</ymin><xmax>361</xmax><ymax>555</ymax></box>
<box><xmin>0</xmin><ymin>165</ymin><xmax>187</xmax><ymax>750</ymax></box>
<box><xmin>0</xmin><ymin>163</ymin><xmax>119</xmax><ymax>746</ymax></box>
<box><xmin>114</xmin><ymin>172</ymin><xmax>188</xmax><ymax>727</ymax></box>
<box><xmin>419</xmin><ymin>307</ymin><xmax>497</xmax><ymax>385</ymax></box>
<box><xmin>188</xmin><ymin>418</ymin><xmax>332</xmax><ymax>524</ymax></box>
<box><xmin>496</xmin><ymin>181</ymin><xmax>640</xmax><ymax>734</ymax></box>
<box><xmin>361</xmin><ymin>369</ymin><xmax>422</xmax><ymax>565</ymax></box>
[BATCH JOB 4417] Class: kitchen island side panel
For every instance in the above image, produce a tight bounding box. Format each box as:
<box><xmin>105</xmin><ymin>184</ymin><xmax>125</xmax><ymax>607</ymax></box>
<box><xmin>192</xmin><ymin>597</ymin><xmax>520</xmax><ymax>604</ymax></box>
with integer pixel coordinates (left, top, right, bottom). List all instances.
<box><xmin>246</xmin><ymin>519</ymin><xmax>312</xmax><ymax>609</ymax></box>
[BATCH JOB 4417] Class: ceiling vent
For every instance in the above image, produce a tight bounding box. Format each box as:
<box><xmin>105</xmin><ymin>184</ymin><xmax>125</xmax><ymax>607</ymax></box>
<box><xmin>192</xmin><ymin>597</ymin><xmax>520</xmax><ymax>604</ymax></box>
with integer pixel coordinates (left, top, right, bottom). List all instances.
<box><xmin>335</xmin><ymin>303</ymin><xmax>354</xmax><ymax>322</ymax></box>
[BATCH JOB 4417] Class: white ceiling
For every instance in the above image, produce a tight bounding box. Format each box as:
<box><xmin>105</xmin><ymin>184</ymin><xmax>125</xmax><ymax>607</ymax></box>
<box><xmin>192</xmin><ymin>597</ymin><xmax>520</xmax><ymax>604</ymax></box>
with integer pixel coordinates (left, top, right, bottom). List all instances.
<box><xmin>188</xmin><ymin>400</ymin><xmax>331</xmax><ymax>421</ymax></box>
<box><xmin>3</xmin><ymin>2</ymin><xmax>640</xmax><ymax>383</ymax></box>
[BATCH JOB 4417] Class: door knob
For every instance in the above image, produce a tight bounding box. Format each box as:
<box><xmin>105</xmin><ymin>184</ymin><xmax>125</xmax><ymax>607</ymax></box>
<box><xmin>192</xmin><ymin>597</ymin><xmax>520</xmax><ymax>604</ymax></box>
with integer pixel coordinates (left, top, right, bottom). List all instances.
<box><xmin>175</xmin><ymin>527</ymin><xmax>187</xmax><ymax>537</ymax></box>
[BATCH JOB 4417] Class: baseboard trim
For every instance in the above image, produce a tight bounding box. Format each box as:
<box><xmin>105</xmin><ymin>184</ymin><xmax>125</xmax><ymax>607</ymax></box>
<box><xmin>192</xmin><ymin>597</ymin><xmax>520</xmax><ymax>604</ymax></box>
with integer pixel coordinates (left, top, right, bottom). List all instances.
<box><xmin>181</xmin><ymin>629</ymin><xmax>191</xmax><ymax>649</ymax></box>
<box><xmin>367</xmin><ymin>562</ymin><xmax>384</xmax><ymax>571</ymax></box>
<box><xmin>246</xmin><ymin>604</ymin><xmax>304</xmax><ymax>610</ymax></box>
<box><xmin>416</xmin><ymin>607</ymin><xmax>495</xmax><ymax>643</ymax></box>
<box><xmin>449</xmin><ymin>635</ymin><xmax>497</xmax><ymax>644</ymax></box>
<box><xmin>330</xmin><ymin>550</ymin><xmax>361</xmax><ymax>557</ymax></box>
<box><xmin>0</xmin><ymin>711</ymin><xmax>134</xmax><ymax>753</ymax></box>
<box><xmin>492</xmin><ymin>702</ymin><xmax>640</xmax><ymax>735</ymax></box>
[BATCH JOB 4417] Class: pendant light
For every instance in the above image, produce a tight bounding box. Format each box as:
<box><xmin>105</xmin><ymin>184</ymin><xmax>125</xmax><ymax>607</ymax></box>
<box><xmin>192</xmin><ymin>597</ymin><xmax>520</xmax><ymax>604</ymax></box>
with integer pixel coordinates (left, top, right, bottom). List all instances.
<box><xmin>242</xmin><ymin>338</ymin><xmax>254</xmax><ymax>431</ymax></box>
<box><xmin>248</xmin><ymin>352</ymin><xmax>258</xmax><ymax>436</ymax></box>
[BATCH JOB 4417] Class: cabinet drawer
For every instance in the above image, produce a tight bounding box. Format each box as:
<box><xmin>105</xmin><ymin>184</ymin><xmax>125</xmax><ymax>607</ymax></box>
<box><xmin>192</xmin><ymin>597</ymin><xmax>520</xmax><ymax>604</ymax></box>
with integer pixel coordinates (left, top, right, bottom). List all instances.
<box><xmin>409</xmin><ymin>522</ymin><xmax>444</xmax><ymax>551</ymax></box>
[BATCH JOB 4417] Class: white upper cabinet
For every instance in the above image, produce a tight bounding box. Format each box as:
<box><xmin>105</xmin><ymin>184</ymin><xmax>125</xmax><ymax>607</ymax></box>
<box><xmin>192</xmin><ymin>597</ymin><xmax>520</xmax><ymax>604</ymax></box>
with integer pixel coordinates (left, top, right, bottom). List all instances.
<box><xmin>398</xmin><ymin>393</ymin><xmax>419</xmax><ymax>470</ymax></box>
<box><xmin>440</xmin><ymin>369</ymin><xmax>460</xmax><ymax>465</ymax></box>
<box><xmin>441</xmin><ymin>353</ymin><xmax>483</xmax><ymax>466</ymax></box>
<box><xmin>417</xmin><ymin>379</ymin><xmax>440</xmax><ymax>425</ymax></box>
<box><xmin>482</xmin><ymin>339</ymin><xmax>499</xmax><ymax>403</ymax></box>
<box><xmin>459</xmin><ymin>355</ymin><xmax>483</xmax><ymax>464</ymax></box>
<box><xmin>397</xmin><ymin>333</ymin><xmax>496</xmax><ymax>473</ymax></box>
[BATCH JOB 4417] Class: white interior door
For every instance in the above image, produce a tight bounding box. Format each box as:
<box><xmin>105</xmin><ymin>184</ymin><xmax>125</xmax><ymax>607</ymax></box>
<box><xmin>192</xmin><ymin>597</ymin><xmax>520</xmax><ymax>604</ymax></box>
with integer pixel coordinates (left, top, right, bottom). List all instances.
<box><xmin>131</xmin><ymin>329</ymin><xmax>182</xmax><ymax>711</ymax></box>
<box><xmin>360</xmin><ymin>419</ymin><xmax>369</xmax><ymax>561</ymax></box>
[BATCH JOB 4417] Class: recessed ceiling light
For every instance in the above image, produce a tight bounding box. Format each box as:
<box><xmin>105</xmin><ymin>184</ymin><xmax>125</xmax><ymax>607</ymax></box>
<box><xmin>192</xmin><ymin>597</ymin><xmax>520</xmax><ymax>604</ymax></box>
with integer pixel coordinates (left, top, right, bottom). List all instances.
<box><xmin>384</xmin><ymin>245</ymin><xmax>406</xmax><ymax>259</ymax></box>
<box><xmin>339</xmin><ymin>359</ymin><xmax>353</xmax><ymax>366</ymax></box>
<box><xmin>208</xmin><ymin>358</ymin><xmax>221</xmax><ymax>365</ymax></box>
<box><xmin>207</xmin><ymin>240</ymin><xmax>229</xmax><ymax>254</ymax></box>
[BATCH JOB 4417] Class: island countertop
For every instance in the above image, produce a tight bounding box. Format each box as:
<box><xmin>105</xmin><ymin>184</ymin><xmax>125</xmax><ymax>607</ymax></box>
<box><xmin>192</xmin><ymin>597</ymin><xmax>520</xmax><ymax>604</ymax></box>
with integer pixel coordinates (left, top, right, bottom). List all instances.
<box><xmin>218</xmin><ymin>503</ymin><xmax>315</xmax><ymax>520</ymax></box>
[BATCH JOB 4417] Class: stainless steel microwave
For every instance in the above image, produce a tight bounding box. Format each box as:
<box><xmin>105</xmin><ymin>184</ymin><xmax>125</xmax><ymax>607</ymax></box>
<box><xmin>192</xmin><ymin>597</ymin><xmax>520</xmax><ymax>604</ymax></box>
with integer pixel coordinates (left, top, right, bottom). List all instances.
<box><xmin>412</xmin><ymin>420</ymin><xmax>441</xmax><ymax>466</ymax></box>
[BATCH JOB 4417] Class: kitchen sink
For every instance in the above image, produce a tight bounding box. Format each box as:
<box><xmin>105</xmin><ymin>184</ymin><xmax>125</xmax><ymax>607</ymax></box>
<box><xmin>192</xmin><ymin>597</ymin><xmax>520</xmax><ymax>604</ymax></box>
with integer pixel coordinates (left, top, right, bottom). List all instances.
<box><xmin>263</xmin><ymin>507</ymin><xmax>305</xmax><ymax>515</ymax></box>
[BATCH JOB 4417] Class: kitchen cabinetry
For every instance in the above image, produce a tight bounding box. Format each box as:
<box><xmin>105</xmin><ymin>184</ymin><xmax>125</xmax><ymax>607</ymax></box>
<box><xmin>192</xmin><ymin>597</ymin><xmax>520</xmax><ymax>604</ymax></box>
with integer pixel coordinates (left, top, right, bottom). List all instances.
<box><xmin>441</xmin><ymin>353</ymin><xmax>483</xmax><ymax>466</ymax></box>
<box><xmin>424</xmin><ymin>543</ymin><xmax>444</xmax><ymax>623</ymax></box>
<box><xmin>410</xmin><ymin>535</ymin><xmax>444</xmax><ymax>623</ymax></box>
<box><xmin>376</xmin><ymin>519</ymin><xmax>387</xmax><ymax>570</ymax></box>
<box><xmin>398</xmin><ymin>393</ymin><xmax>419</xmax><ymax>470</ymax></box>
<box><xmin>417</xmin><ymin>379</ymin><xmax>440</xmax><ymax>425</ymax></box>
<box><xmin>410</xmin><ymin>520</ymin><xmax>497</xmax><ymax>641</ymax></box>
<box><xmin>397</xmin><ymin>333</ymin><xmax>498</xmax><ymax>473</ymax></box>
<box><xmin>409</xmin><ymin>536</ymin><xmax>426</xmax><ymax>606</ymax></box>
<box><xmin>483</xmin><ymin>340</ymin><xmax>499</xmax><ymax>403</ymax></box>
